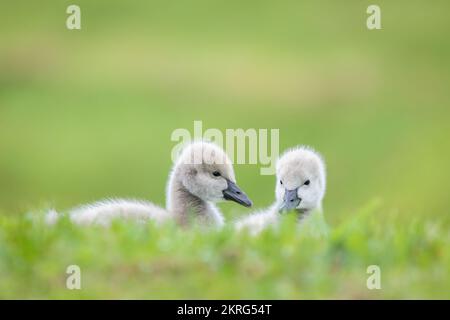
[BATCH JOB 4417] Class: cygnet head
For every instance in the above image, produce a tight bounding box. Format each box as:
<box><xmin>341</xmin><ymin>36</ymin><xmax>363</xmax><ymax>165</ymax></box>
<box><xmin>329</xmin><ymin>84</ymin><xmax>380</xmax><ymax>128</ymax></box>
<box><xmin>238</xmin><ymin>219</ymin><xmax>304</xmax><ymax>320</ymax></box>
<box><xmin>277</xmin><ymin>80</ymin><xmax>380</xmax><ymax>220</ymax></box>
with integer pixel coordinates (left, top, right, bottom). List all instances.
<box><xmin>173</xmin><ymin>141</ymin><xmax>252</xmax><ymax>207</ymax></box>
<box><xmin>275</xmin><ymin>146</ymin><xmax>326</xmax><ymax>213</ymax></box>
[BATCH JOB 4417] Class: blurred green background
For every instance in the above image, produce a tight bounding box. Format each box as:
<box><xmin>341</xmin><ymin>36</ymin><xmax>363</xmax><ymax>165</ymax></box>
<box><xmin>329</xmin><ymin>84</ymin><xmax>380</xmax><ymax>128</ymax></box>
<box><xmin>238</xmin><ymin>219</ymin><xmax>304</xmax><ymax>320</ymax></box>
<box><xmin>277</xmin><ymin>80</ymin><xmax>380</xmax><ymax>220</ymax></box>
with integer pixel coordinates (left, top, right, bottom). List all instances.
<box><xmin>0</xmin><ymin>1</ymin><xmax>449</xmax><ymax>299</ymax></box>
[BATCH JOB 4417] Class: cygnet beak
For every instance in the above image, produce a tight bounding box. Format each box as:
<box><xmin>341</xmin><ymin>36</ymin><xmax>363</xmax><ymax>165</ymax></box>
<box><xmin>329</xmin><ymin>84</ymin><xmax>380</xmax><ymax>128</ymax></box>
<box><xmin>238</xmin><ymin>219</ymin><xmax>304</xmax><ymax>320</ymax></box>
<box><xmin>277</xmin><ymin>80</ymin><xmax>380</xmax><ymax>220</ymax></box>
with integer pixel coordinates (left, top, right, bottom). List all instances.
<box><xmin>279</xmin><ymin>188</ymin><xmax>301</xmax><ymax>212</ymax></box>
<box><xmin>223</xmin><ymin>180</ymin><xmax>252</xmax><ymax>207</ymax></box>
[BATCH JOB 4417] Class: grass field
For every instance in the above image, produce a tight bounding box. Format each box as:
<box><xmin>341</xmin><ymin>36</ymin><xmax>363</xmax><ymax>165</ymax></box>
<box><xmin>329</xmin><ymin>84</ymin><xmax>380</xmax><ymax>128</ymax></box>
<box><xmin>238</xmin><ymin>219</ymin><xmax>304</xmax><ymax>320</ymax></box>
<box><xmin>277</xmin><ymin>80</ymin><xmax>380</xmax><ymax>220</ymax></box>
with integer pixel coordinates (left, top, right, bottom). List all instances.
<box><xmin>0</xmin><ymin>201</ymin><xmax>449</xmax><ymax>299</ymax></box>
<box><xmin>1</xmin><ymin>1</ymin><xmax>449</xmax><ymax>299</ymax></box>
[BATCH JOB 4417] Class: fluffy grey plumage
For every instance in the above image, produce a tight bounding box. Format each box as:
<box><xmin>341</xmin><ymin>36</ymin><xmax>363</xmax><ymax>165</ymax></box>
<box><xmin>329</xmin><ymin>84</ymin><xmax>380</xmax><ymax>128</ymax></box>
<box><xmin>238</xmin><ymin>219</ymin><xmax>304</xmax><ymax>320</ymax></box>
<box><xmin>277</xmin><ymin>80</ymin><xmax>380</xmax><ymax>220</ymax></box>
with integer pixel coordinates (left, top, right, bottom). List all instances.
<box><xmin>235</xmin><ymin>146</ymin><xmax>326</xmax><ymax>235</ymax></box>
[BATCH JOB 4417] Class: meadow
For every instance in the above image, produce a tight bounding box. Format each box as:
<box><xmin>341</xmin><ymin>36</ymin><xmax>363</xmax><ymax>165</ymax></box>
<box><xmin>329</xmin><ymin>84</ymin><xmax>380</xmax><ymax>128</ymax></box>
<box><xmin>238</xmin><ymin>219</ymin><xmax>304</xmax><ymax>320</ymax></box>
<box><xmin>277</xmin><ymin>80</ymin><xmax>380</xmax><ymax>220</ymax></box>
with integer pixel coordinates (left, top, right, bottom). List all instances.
<box><xmin>0</xmin><ymin>1</ymin><xmax>449</xmax><ymax>298</ymax></box>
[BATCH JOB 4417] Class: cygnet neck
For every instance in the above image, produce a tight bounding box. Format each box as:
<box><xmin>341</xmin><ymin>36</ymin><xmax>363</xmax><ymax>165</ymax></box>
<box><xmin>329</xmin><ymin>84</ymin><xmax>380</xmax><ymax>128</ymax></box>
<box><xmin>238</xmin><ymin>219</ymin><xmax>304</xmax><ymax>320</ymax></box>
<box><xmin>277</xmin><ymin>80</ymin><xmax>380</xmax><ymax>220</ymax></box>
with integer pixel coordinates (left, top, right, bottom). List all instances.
<box><xmin>167</xmin><ymin>167</ymin><xmax>217</xmax><ymax>226</ymax></box>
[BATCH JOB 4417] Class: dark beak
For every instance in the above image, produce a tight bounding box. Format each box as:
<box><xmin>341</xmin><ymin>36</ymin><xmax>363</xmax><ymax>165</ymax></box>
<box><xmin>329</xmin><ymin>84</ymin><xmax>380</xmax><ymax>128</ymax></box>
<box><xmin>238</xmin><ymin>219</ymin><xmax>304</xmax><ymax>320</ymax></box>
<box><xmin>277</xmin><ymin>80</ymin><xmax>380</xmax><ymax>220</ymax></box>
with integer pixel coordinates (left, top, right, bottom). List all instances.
<box><xmin>223</xmin><ymin>179</ymin><xmax>252</xmax><ymax>207</ymax></box>
<box><xmin>279</xmin><ymin>188</ymin><xmax>301</xmax><ymax>212</ymax></box>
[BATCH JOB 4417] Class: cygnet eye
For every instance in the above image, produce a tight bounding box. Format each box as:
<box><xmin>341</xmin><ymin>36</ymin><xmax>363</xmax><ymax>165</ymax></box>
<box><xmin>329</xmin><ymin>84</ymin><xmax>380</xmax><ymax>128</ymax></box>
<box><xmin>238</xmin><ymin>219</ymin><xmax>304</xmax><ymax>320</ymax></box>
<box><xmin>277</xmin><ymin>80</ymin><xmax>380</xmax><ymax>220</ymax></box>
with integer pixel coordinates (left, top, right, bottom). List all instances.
<box><xmin>304</xmin><ymin>180</ymin><xmax>310</xmax><ymax>186</ymax></box>
<box><xmin>280</xmin><ymin>180</ymin><xmax>283</xmax><ymax>185</ymax></box>
<box><xmin>212</xmin><ymin>171</ymin><xmax>221</xmax><ymax>177</ymax></box>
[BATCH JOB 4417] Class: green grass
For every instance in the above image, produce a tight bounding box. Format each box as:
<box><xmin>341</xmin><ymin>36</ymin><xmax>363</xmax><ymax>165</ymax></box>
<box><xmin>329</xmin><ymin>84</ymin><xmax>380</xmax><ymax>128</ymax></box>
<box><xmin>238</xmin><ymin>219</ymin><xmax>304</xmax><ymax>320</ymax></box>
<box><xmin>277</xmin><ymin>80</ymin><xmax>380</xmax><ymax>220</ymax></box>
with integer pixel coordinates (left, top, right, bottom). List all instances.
<box><xmin>1</xmin><ymin>0</ymin><xmax>450</xmax><ymax>298</ymax></box>
<box><xmin>0</xmin><ymin>200</ymin><xmax>448</xmax><ymax>299</ymax></box>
